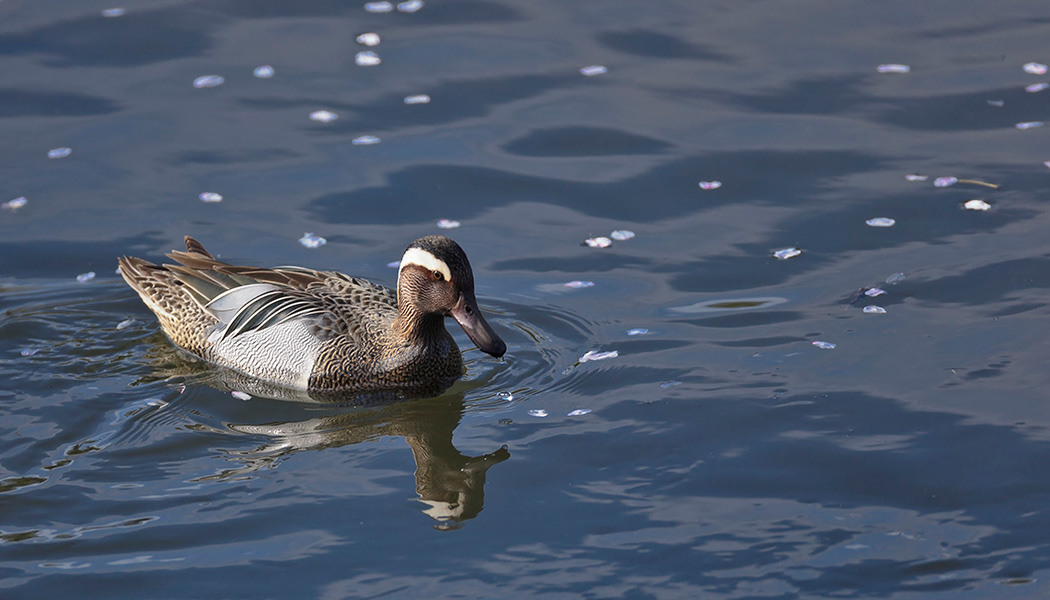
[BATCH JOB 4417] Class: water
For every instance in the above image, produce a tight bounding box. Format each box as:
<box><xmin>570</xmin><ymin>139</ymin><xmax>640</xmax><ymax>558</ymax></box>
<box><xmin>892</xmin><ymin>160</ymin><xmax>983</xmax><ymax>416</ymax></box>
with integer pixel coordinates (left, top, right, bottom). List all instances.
<box><xmin>3</xmin><ymin>0</ymin><xmax>1050</xmax><ymax>596</ymax></box>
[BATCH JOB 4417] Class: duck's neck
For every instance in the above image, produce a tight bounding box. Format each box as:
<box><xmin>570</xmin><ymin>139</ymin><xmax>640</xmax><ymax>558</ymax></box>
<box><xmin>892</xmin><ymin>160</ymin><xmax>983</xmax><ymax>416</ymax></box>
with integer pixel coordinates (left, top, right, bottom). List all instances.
<box><xmin>394</xmin><ymin>300</ymin><xmax>446</xmax><ymax>345</ymax></box>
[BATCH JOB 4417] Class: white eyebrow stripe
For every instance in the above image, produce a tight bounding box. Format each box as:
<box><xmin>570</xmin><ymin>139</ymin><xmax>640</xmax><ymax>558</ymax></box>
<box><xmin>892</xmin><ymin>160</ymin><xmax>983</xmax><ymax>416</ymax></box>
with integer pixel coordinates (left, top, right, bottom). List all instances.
<box><xmin>398</xmin><ymin>247</ymin><xmax>452</xmax><ymax>284</ymax></box>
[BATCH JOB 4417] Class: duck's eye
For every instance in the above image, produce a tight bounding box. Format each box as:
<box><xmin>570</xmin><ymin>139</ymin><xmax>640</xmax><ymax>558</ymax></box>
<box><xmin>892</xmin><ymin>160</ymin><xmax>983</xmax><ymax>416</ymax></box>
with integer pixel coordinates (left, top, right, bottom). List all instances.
<box><xmin>432</xmin><ymin>270</ymin><xmax>444</xmax><ymax>281</ymax></box>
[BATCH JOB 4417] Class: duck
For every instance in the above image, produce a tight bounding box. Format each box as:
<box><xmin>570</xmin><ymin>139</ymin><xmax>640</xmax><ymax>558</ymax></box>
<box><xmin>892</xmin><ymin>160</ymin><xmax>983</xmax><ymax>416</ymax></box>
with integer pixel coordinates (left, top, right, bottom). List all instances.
<box><xmin>118</xmin><ymin>235</ymin><xmax>506</xmax><ymax>394</ymax></box>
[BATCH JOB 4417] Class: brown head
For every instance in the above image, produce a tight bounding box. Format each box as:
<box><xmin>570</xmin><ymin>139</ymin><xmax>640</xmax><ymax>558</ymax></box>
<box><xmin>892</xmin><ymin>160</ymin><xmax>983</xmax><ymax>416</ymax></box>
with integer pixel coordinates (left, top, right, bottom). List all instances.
<box><xmin>395</xmin><ymin>236</ymin><xmax>506</xmax><ymax>358</ymax></box>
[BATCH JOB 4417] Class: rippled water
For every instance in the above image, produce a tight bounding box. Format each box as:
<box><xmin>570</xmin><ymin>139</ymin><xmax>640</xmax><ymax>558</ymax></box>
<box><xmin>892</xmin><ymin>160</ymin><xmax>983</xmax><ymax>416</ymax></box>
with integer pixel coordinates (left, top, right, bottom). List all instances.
<box><xmin>4</xmin><ymin>0</ymin><xmax>1050</xmax><ymax>597</ymax></box>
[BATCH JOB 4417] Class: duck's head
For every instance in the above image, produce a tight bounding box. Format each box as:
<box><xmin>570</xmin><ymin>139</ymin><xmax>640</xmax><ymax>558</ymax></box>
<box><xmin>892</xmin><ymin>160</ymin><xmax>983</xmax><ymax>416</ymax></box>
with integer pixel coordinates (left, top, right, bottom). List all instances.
<box><xmin>397</xmin><ymin>236</ymin><xmax>506</xmax><ymax>358</ymax></box>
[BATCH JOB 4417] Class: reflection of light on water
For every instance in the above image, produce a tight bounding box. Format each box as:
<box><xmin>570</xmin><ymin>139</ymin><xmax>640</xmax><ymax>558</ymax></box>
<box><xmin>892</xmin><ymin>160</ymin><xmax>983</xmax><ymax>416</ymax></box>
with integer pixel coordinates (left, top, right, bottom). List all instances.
<box><xmin>670</xmin><ymin>296</ymin><xmax>788</xmax><ymax>314</ymax></box>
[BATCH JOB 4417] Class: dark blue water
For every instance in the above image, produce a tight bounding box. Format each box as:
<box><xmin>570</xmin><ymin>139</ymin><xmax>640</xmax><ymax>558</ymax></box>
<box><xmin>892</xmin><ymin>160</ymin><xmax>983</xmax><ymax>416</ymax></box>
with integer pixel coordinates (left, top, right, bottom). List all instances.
<box><xmin>4</xmin><ymin>0</ymin><xmax>1050</xmax><ymax>597</ymax></box>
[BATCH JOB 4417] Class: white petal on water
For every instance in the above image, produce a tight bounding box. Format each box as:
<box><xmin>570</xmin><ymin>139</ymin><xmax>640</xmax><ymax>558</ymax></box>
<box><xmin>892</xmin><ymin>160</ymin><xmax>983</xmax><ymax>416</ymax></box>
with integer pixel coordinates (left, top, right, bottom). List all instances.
<box><xmin>48</xmin><ymin>147</ymin><xmax>72</xmax><ymax>159</ymax></box>
<box><xmin>885</xmin><ymin>272</ymin><xmax>906</xmax><ymax>285</ymax></box>
<box><xmin>864</xmin><ymin>288</ymin><xmax>886</xmax><ymax>297</ymax></box>
<box><xmin>564</xmin><ymin>280</ymin><xmax>594</xmax><ymax>289</ymax></box>
<box><xmin>498</xmin><ymin>391</ymin><xmax>514</xmax><ymax>402</ymax></box>
<box><xmin>2</xmin><ymin>197</ymin><xmax>27</xmax><ymax>211</ymax></box>
<box><xmin>1016</xmin><ymin>121</ymin><xmax>1044</xmax><ymax>130</ymax></box>
<box><xmin>877</xmin><ymin>63</ymin><xmax>910</xmax><ymax>73</ymax></box>
<box><xmin>986</xmin><ymin>99</ymin><xmax>1005</xmax><ymax>107</ymax></box>
<box><xmin>1026</xmin><ymin>82</ymin><xmax>1049</xmax><ymax>93</ymax></box>
<box><xmin>610</xmin><ymin>230</ymin><xmax>635</xmax><ymax>240</ymax></box>
<box><xmin>698</xmin><ymin>180</ymin><xmax>722</xmax><ymax>190</ymax></box>
<box><xmin>964</xmin><ymin>199</ymin><xmax>991</xmax><ymax>211</ymax></box>
<box><xmin>1045</xmin><ymin>161</ymin><xmax>1050</xmax><ymax>169</ymax></box>
<box><xmin>77</xmin><ymin>271</ymin><xmax>96</xmax><ymax>283</ymax></box>
<box><xmin>627</xmin><ymin>328</ymin><xmax>649</xmax><ymax>336</ymax></box>
<box><xmin>580</xmin><ymin>65</ymin><xmax>607</xmax><ymax>76</ymax></box>
<box><xmin>231</xmin><ymin>391</ymin><xmax>251</xmax><ymax>401</ymax></box>
<box><xmin>404</xmin><ymin>94</ymin><xmax>430</xmax><ymax>104</ymax></box>
<box><xmin>812</xmin><ymin>341</ymin><xmax>836</xmax><ymax>350</ymax></box>
<box><xmin>528</xmin><ymin>409</ymin><xmax>548</xmax><ymax>418</ymax></box>
<box><xmin>356</xmin><ymin>33</ymin><xmax>381</xmax><ymax>46</ymax></box>
<box><xmin>1024</xmin><ymin>62</ymin><xmax>1048</xmax><ymax>75</ymax></box>
<box><xmin>579</xmin><ymin>350</ymin><xmax>618</xmax><ymax>362</ymax></box>
<box><xmin>199</xmin><ymin>192</ymin><xmax>223</xmax><ymax>203</ymax></box>
<box><xmin>352</xmin><ymin>135</ymin><xmax>381</xmax><ymax>145</ymax></box>
<box><xmin>387</xmin><ymin>261</ymin><xmax>400</xmax><ymax>268</ymax></box>
<box><xmin>904</xmin><ymin>174</ymin><xmax>928</xmax><ymax>181</ymax></box>
<box><xmin>933</xmin><ymin>176</ymin><xmax>958</xmax><ymax>187</ymax></box>
<box><xmin>585</xmin><ymin>236</ymin><xmax>612</xmax><ymax>248</ymax></box>
<box><xmin>866</xmin><ymin>217</ymin><xmax>896</xmax><ymax>227</ymax></box>
<box><xmin>364</xmin><ymin>1</ymin><xmax>394</xmax><ymax>12</ymax></box>
<box><xmin>193</xmin><ymin>75</ymin><xmax>225</xmax><ymax>89</ymax></box>
<box><xmin>20</xmin><ymin>348</ymin><xmax>38</xmax><ymax>357</ymax></box>
<box><xmin>436</xmin><ymin>219</ymin><xmax>460</xmax><ymax>229</ymax></box>
<box><xmin>355</xmin><ymin>51</ymin><xmax>381</xmax><ymax>66</ymax></box>
<box><xmin>116</xmin><ymin>318</ymin><xmax>135</xmax><ymax>330</ymax></box>
<box><xmin>309</xmin><ymin>110</ymin><xmax>338</xmax><ymax>123</ymax></box>
<box><xmin>299</xmin><ymin>233</ymin><xmax>327</xmax><ymax>248</ymax></box>
<box><xmin>773</xmin><ymin>247</ymin><xmax>801</xmax><ymax>260</ymax></box>
<box><xmin>253</xmin><ymin>65</ymin><xmax>275</xmax><ymax>78</ymax></box>
<box><xmin>101</xmin><ymin>8</ymin><xmax>126</xmax><ymax>17</ymax></box>
<box><xmin>863</xmin><ymin>305</ymin><xmax>887</xmax><ymax>314</ymax></box>
<box><xmin>660</xmin><ymin>381</ymin><xmax>683</xmax><ymax>388</ymax></box>
<box><xmin>397</xmin><ymin>0</ymin><xmax>424</xmax><ymax>12</ymax></box>
<box><xmin>567</xmin><ymin>409</ymin><xmax>591</xmax><ymax>416</ymax></box>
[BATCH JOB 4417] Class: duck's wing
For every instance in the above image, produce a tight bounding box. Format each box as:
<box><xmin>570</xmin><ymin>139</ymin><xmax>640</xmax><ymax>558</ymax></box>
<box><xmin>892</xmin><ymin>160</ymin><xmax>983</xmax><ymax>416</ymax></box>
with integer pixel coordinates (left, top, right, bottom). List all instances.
<box><xmin>166</xmin><ymin>237</ymin><xmax>396</xmax><ymax>344</ymax></box>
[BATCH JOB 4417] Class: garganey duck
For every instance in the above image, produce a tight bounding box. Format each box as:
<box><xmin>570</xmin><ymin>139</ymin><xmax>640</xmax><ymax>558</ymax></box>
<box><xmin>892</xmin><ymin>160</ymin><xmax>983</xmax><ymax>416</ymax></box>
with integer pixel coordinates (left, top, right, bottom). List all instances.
<box><xmin>118</xmin><ymin>235</ymin><xmax>506</xmax><ymax>394</ymax></box>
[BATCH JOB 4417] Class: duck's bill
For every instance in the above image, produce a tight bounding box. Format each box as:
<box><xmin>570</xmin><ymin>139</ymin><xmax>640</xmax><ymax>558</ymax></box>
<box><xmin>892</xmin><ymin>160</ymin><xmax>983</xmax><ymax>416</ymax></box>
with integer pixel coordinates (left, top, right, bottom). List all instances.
<box><xmin>450</xmin><ymin>293</ymin><xmax>507</xmax><ymax>358</ymax></box>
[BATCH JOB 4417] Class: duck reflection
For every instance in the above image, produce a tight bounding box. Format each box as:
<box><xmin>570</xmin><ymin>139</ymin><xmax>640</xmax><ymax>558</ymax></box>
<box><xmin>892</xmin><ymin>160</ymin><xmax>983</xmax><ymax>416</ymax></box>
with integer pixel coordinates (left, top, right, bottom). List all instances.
<box><xmin>141</xmin><ymin>341</ymin><xmax>508</xmax><ymax>527</ymax></box>
<box><xmin>221</xmin><ymin>395</ymin><xmax>509</xmax><ymax>528</ymax></box>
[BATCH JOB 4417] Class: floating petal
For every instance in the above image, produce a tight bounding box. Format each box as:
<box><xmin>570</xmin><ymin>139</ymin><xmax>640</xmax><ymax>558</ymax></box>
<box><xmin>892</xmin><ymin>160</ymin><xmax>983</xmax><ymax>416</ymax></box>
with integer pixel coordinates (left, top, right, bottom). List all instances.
<box><xmin>2</xmin><ymin>197</ymin><xmax>27</xmax><ymax>211</ymax></box>
<box><xmin>299</xmin><ymin>233</ymin><xmax>327</xmax><ymax>248</ymax></box>
<box><xmin>933</xmin><ymin>176</ymin><xmax>958</xmax><ymax>187</ymax></box>
<box><xmin>567</xmin><ymin>409</ymin><xmax>591</xmax><ymax>416</ymax></box>
<box><xmin>48</xmin><ymin>147</ymin><xmax>72</xmax><ymax>159</ymax></box>
<box><xmin>627</xmin><ymin>328</ymin><xmax>649</xmax><ymax>336</ymax></box>
<box><xmin>986</xmin><ymin>99</ymin><xmax>1005</xmax><ymax>107</ymax></box>
<box><xmin>309</xmin><ymin>110</ymin><xmax>338</xmax><ymax>123</ymax></box>
<box><xmin>116</xmin><ymin>318</ymin><xmax>135</xmax><ymax>330</ymax></box>
<box><xmin>101</xmin><ymin>8</ymin><xmax>126</xmax><ymax>17</ymax></box>
<box><xmin>253</xmin><ymin>65</ymin><xmax>275</xmax><ymax>78</ymax></box>
<box><xmin>1024</xmin><ymin>62</ymin><xmax>1048</xmax><ymax>75</ymax></box>
<box><xmin>1016</xmin><ymin>121</ymin><xmax>1044</xmax><ymax>130</ymax></box>
<box><xmin>355</xmin><ymin>51</ymin><xmax>381</xmax><ymax>66</ymax></box>
<box><xmin>356</xmin><ymin>33</ymin><xmax>381</xmax><ymax>46</ymax></box>
<box><xmin>20</xmin><ymin>348</ymin><xmax>38</xmax><ymax>356</ymax></box>
<box><xmin>364</xmin><ymin>1</ymin><xmax>393</xmax><ymax>12</ymax></box>
<box><xmin>404</xmin><ymin>94</ymin><xmax>430</xmax><ymax>104</ymax></box>
<box><xmin>193</xmin><ymin>75</ymin><xmax>225</xmax><ymax>89</ymax></box>
<box><xmin>1026</xmin><ymin>82</ymin><xmax>1049</xmax><ymax>93</ymax></box>
<box><xmin>564</xmin><ymin>280</ymin><xmax>594</xmax><ymax>289</ymax></box>
<box><xmin>397</xmin><ymin>0</ymin><xmax>423</xmax><ymax>12</ymax></box>
<box><xmin>498</xmin><ymin>391</ymin><xmax>514</xmax><ymax>402</ymax></box>
<box><xmin>864</xmin><ymin>288</ymin><xmax>886</xmax><ymax>297</ymax></box>
<box><xmin>773</xmin><ymin>247</ymin><xmax>801</xmax><ymax>260</ymax></box>
<box><xmin>904</xmin><ymin>174</ymin><xmax>928</xmax><ymax>181</ymax></box>
<box><xmin>76</xmin><ymin>271</ymin><xmax>96</xmax><ymax>283</ymax></box>
<box><xmin>885</xmin><ymin>272</ymin><xmax>905</xmax><ymax>285</ymax></box>
<box><xmin>812</xmin><ymin>341</ymin><xmax>836</xmax><ymax>350</ymax></box>
<box><xmin>352</xmin><ymin>135</ymin><xmax>381</xmax><ymax>145</ymax></box>
<box><xmin>610</xmin><ymin>229</ymin><xmax>635</xmax><ymax>240</ymax></box>
<box><xmin>580</xmin><ymin>350</ymin><xmax>618</xmax><ymax>362</ymax></box>
<box><xmin>863</xmin><ymin>305</ymin><xmax>886</xmax><ymax>314</ymax></box>
<box><xmin>866</xmin><ymin>217</ymin><xmax>895</xmax><ymax>227</ymax></box>
<box><xmin>528</xmin><ymin>409</ymin><xmax>548</xmax><ymax>418</ymax></box>
<box><xmin>436</xmin><ymin>219</ymin><xmax>460</xmax><ymax>229</ymax></box>
<box><xmin>698</xmin><ymin>180</ymin><xmax>722</xmax><ymax>190</ymax></box>
<box><xmin>580</xmin><ymin>65</ymin><xmax>607</xmax><ymax>76</ymax></box>
<box><xmin>231</xmin><ymin>391</ymin><xmax>251</xmax><ymax>401</ymax></box>
<box><xmin>386</xmin><ymin>261</ymin><xmax>400</xmax><ymax>268</ymax></box>
<box><xmin>876</xmin><ymin>63</ymin><xmax>910</xmax><ymax>73</ymax></box>
<box><xmin>585</xmin><ymin>236</ymin><xmax>612</xmax><ymax>248</ymax></box>
<box><xmin>659</xmin><ymin>381</ymin><xmax>683</xmax><ymax>388</ymax></box>
<box><xmin>964</xmin><ymin>199</ymin><xmax>991</xmax><ymax>211</ymax></box>
<box><xmin>199</xmin><ymin>192</ymin><xmax>223</xmax><ymax>203</ymax></box>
